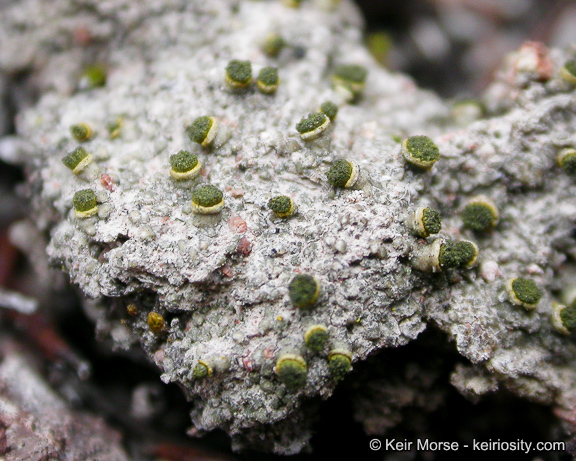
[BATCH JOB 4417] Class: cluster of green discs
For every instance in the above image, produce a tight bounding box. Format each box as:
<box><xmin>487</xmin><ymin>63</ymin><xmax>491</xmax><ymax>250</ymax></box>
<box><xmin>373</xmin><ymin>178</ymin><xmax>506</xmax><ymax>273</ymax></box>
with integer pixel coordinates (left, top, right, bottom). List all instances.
<box><xmin>225</xmin><ymin>60</ymin><xmax>279</xmax><ymax>94</ymax></box>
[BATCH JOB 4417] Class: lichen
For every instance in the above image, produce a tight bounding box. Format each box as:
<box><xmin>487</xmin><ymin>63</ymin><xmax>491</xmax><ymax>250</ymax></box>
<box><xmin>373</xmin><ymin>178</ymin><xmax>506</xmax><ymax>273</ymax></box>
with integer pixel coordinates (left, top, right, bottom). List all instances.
<box><xmin>62</xmin><ymin>146</ymin><xmax>89</xmax><ymax>171</ymax></box>
<box><xmin>564</xmin><ymin>60</ymin><xmax>576</xmax><ymax>77</ymax></box>
<box><xmin>326</xmin><ymin>159</ymin><xmax>352</xmax><ymax>187</ymax></box>
<box><xmin>73</xmin><ymin>189</ymin><xmax>97</xmax><ymax>213</ymax></box>
<box><xmin>170</xmin><ymin>150</ymin><xmax>199</xmax><ymax>173</ymax></box>
<box><xmin>328</xmin><ymin>351</ymin><xmax>351</xmax><ymax>381</ymax></box>
<box><xmin>4</xmin><ymin>0</ymin><xmax>576</xmax><ymax>455</ymax></box>
<box><xmin>147</xmin><ymin>312</ymin><xmax>165</xmax><ymax>334</ymax></box>
<box><xmin>186</xmin><ymin>117</ymin><xmax>214</xmax><ymax>145</ymax></box>
<box><xmin>510</xmin><ymin>278</ymin><xmax>542</xmax><ymax>306</ymax></box>
<box><xmin>319</xmin><ymin>101</ymin><xmax>338</xmax><ymax>121</ymax></box>
<box><xmin>560</xmin><ymin>303</ymin><xmax>576</xmax><ymax>331</ymax></box>
<box><xmin>191</xmin><ymin>185</ymin><xmax>223</xmax><ymax>208</ymax></box>
<box><xmin>276</xmin><ymin>355</ymin><xmax>307</xmax><ymax>390</ymax></box>
<box><xmin>70</xmin><ymin>123</ymin><xmax>92</xmax><ymax>142</ymax></box>
<box><xmin>268</xmin><ymin>196</ymin><xmax>293</xmax><ymax>217</ymax></box>
<box><xmin>257</xmin><ymin>67</ymin><xmax>278</xmax><ymax>86</ymax></box>
<box><xmin>403</xmin><ymin>135</ymin><xmax>439</xmax><ymax>164</ymax></box>
<box><xmin>263</xmin><ymin>33</ymin><xmax>285</xmax><ymax>57</ymax></box>
<box><xmin>461</xmin><ymin>202</ymin><xmax>498</xmax><ymax>232</ymax></box>
<box><xmin>225</xmin><ymin>60</ymin><xmax>252</xmax><ymax>87</ymax></box>
<box><xmin>80</xmin><ymin>65</ymin><xmax>107</xmax><ymax>89</ymax></box>
<box><xmin>422</xmin><ymin>208</ymin><xmax>441</xmax><ymax>235</ymax></box>
<box><xmin>332</xmin><ymin>64</ymin><xmax>367</xmax><ymax>84</ymax></box>
<box><xmin>288</xmin><ymin>274</ymin><xmax>320</xmax><ymax>309</ymax></box>
<box><xmin>304</xmin><ymin>325</ymin><xmax>328</xmax><ymax>352</ymax></box>
<box><xmin>295</xmin><ymin>112</ymin><xmax>328</xmax><ymax>135</ymax></box>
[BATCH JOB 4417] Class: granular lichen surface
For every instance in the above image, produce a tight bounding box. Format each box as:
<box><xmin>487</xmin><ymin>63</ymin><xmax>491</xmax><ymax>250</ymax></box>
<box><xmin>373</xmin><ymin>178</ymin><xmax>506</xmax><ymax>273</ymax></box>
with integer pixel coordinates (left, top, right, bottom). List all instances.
<box><xmin>2</xmin><ymin>0</ymin><xmax>576</xmax><ymax>455</ymax></box>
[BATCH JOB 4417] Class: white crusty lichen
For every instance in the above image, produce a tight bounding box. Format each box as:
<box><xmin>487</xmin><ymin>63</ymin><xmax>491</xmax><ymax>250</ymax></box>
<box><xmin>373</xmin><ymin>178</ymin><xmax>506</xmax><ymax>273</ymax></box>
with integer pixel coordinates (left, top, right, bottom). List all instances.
<box><xmin>3</xmin><ymin>0</ymin><xmax>576</xmax><ymax>455</ymax></box>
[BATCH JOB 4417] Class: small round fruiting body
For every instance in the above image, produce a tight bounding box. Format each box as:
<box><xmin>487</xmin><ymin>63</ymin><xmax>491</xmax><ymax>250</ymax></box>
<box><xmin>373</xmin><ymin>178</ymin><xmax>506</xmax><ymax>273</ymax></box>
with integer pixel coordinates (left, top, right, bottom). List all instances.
<box><xmin>289</xmin><ymin>274</ymin><xmax>320</xmax><ymax>309</ymax></box>
<box><xmin>561</xmin><ymin>302</ymin><xmax>576</xmax><ymax>332</ymax></box>
<box><xmin>438</xmin><ymin>240</ymin><xmax>479</xmax><ymax>270</ymax></box>
<box><xmin>332</xmin><ymin>64</ymin><xmax>368</xmax><ymax>100</ymax></box>
<box><xmin>401</xmin><ymin>135</ymin><xmax>440</xmax><ymax>170</ymax></box>
<box><xmin>296</xmin><ymin>112</ymin><xmax>330</xmax><ymax>140</ymax></box>
<box><xmin>186</xmin><ymin>116</ymin><xmax>218</xmax><ymax>147</ymax></box>
<box><xmin>62</xmin><ymin>147</ymin><xmax>93</xmax><ymax>174</ymax></box>
<box><xmin>452</xmin><ymin>100</ymin><xmax>484</xmax><ymax>126</ymax></box>
<box><xmin>268</xmin><ymin>196</ymin><xmax>295</xmax><ymax>218</ymax></box>
<box><xmin>191</xmin><ymin>185</ymin><xmax>224</xmax><ymax>214</ymax></box>
<box><xmin>70</xmin><ymin>123</ymin><xmax>93</xmax><ymax>142</ymax></box>
<box><xmin>367</xmin><ymin>31</ymin><xmax>392</xmax><ymax>65</ymax></box>
<box><xmin>147</xmin><ymin>312</ymin><xmax>165</xmax><ymax>334</ymax></box>
<box><xmin>438</xmin><ymin>241</ymin><xmax>461</xmax><ymax>270</ymax></box>
<box><xmin>73</xmin><ymin>189</ymin><xmax>98</xmax><ymax>218</ymax></box>
<box><xmin>275</xmin><ymin>354</ymin><xmax>307</xmax><ymax>390</ymax></box>
<box><xmin>107</xmin><ymin>118</ymin><xmax>123</xmax><ymax>139</ymax></box>
<box><xmin>328</xmin><ymin>348</ymin><xmax>352</xmax><ymax>381</ymax></box>
<box><xmin>411</xmin><ymin>238</ymin><xmax>449</xmax><ymax>273</ymax></box>
<box><xmin>407</xmin><ymin>207</ymin><xmax>442</xmax><ymax>238</ymax></box>
<box><xmin>79</xmin><ymin>65</ymin><xmax>107</xmax><ymax>89</ymax></box>
<box><xmin>326</xmin><ymin>159</ymin><xmax>359</xmax><ymax>188</ymax></box>
<box><xmin>263</xmin><ymin>33</ymin><xmax>285</xmax><ymax>57</ymax></box>
<box><xmin>126</xmin><ymin>304</ymin><xmax>138</xmax><ymax>316</ymax></box>
<box><xmin>557</xmin><ymin>148</ymin><xmax>576</xmax><ymax>176</ymax></box>
<box><xmin>461</xmin><ymin>196</ymin><xmax>499</xmax><ymax>232</ymax></box>
<box><xmin>169</xmin><ymin>150</ymin><xmax>202</xmax><ymax>180</ymax></box>
<box><xmin>257</xmin><ymin>67</ymin><xmax>279</xmax><ymax>94</ymax></box>
<box><xmin>506</xmin><ymin>277</ymin><xmax>542</xmax><ymax>310</ymax></box>
<box><xmin>551</xmin><ymin>303</ymin><xmax>576</xmax><ymax>335</ymax></box>
<box><xmin>560</xmin><ymin>60</ymin><xmax>576</xmax><ymax>85</ymax></box>
<box><xmin>282</xmin><ymin>0</ymin><xmax>303</xmax><ymax>8</ymax></box>
<box><xmin>225</xmin><ymin>60</ymin><xmax>252</xmax><ymax>89</ymax></box>
<box><xmin>455</xmin><ymin>240</ymin><xmax>480</xmax><ymax>268</ymax></box>
<box><xmin>319</xmin><ymin>101</ymin><xmax>338</xmax><ymax>121</ymax></box>
<box><xmin>317</xmin><ymin>0</ymin><xmax>342</xmax><ymax>11</ymax></box>
<box><xmin>304</xmin><ymin>325</ymin><xmax>328</xmax><ymax>352</ymax></box>
<box><xmin>193</xmin><ymin>360</ymin><xmax>213</xmax><ymax>379</ymax></box>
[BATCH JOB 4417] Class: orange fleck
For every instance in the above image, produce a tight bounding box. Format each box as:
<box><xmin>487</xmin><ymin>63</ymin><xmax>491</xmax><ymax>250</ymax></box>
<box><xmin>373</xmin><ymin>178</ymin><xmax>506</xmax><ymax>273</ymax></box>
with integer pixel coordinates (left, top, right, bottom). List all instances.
<box><xmin>263</xmin><ymin>346</ymin><xmax>274</xmax><ymax>359</ymax></box>
<box><xmin>242</xmin><ymin>356</ymin><xmax>254</xmax><ymax>372</ymax></box>
<box><xmin>74</xmin><ymin>26</ymin><xmax>92</xmax><ymax>46</ymax></box>
<box><xmin>101</xmin><ymin>173</ymin><xmax>115</xmax><ymax>191</ymax></box>
<box><xmin>237</xmin><ymin>236</ymin><xmax>252</xmax><ymax>256</ymax></box>
<box><xmin>221</xmin><ymin>265</ymin><xmax>233</xmax><ymax>277</ymax></box>
<box><xmin>228</xmin><ymin>216</ymin><xmax>247</xmax><ymax>233</ymax></box>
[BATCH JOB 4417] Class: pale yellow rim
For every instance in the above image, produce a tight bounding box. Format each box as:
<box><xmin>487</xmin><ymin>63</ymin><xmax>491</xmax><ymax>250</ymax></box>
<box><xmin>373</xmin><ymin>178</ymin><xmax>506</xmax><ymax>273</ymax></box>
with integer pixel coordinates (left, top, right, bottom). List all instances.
<box><xmin>304</xmin><ymin>324</ymin><xmax>327</xmax><ymax>343</ymax></box>
<box><xmin>170</xmin><ymin>160</ymin><xmax>202</xmax><ymax>181</ymax></box>
<box><xmin>401</xmin><ymin>139</ymin><xmax>437</xmax><ymax>169</ymax></box>
<box><xmin>257</xmin><ymin>81</ymin><xmax>279</xmax><ymax>94</ymax></box>
<box><xmin>225</xmin><ymin>74</ymin><xmax>252</xmax><ymax>89</ymax></box>
<box><xmin>191</xmin><ymin>198</ymin><xmax>225</xmax><ymax>214</ymax></box>
<box><xmin>197</xmin><ymin>359</ymin><xmax>213</xmax><ymax>377</ymax></box>
<box><xmin>505</xmin><ymin>278</ymin><xmax>538</xmax><ymax>310</ymax></box>
<box><xmin>344</xmin><ymin>162</ymin><xmax>359</xmax><ymax>188</ymax></box>
<box><xmin>276</xmin><ymin>354</ymin><xmax>306</xmax><ymax>369</ymax></box>
<box><xmin>75</xmin><ymin>205</ymin><xmax>98</xmax><ymax>218</ymax></box>
<box><xmin>72</xmin><ymin>153</ymin><xmax>94</xmax><ymax>174</ymax></box>
<box><xmin>274</xmin><ymin>199</ymin><xmax>295</xmax><ymax>218</ymax></box>
<box><xmin>300</xmin><ymin>117</ymin><xmax>330</xmax><ymax>140</ymax></box>
<box><xmin>201</xmin><ymin>118</ymin><xmax>218</xmax><ymax>147</ymax></box>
